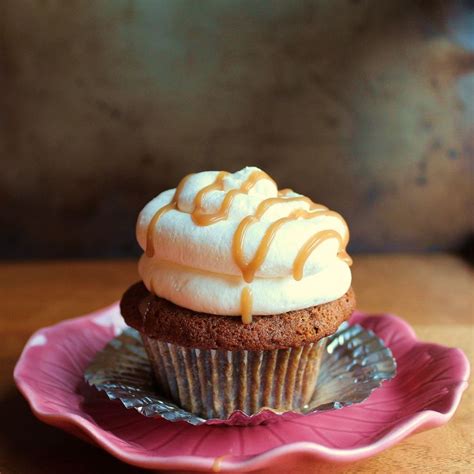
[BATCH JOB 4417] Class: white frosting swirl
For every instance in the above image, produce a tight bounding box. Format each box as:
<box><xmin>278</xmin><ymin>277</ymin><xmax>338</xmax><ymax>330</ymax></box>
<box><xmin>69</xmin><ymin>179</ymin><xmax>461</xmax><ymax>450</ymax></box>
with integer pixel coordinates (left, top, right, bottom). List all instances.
<box><xmin>136</xmin><ymin>166</ymin><xmax>352</xmax><ymax>316</ymax></box>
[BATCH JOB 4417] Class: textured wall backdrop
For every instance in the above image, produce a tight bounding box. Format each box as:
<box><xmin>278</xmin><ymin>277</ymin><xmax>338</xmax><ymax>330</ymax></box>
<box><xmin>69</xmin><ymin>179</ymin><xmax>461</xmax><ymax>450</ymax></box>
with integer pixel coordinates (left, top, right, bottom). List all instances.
<box><xmin>1</xmin><ymin>0</ymin><xmax>473</xmax><ymax>258</ymax></box>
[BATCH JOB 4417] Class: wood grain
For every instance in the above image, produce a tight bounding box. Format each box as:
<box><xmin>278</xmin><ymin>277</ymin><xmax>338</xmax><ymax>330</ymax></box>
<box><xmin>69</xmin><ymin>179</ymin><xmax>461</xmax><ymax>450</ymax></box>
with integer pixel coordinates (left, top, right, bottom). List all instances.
<box><xmin>0</xmin><ymin>255</ymin><xmax>472</xmax><ymax>473</ymax></box>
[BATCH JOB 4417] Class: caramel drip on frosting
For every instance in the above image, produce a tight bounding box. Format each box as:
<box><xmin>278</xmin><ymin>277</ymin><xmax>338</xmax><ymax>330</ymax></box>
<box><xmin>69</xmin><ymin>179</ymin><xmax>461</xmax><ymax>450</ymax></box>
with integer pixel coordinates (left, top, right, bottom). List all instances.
<box><xmin>192</xmin><ymin>171</ymin><xmax>229</xmax><ymax>222</ymax></box>
<box><xmin>192</xmin><ymin>170</ymin><xmax>272</xmax><ymax>226</ymax></box>
<box><xmin>293</xmin><ymin>230</ymin><xmax>340</xmax><ymax>280</ymax></box>
<box><xmin>240</xmin><ymin>286</ymin><xmax>253</xmax><ymax>324</ymax></box>
<box><xmin>145</xmin><ymin>170</ymin><xmax>351</xmax><ymax>324</ymax></box>
<box><xmin>145</xmin><ymin>173</ymin><xmax>194</xmax><ymax>257</ymax></box>
<box><xmin>146</xmin><ymin>170</ymin><xmax>271</xmax><ymax>256</ymax></box>
<box><xmin>232</xmin><ymin>198</ymin><xmax>348</xmax><ymax>283</ymax></box>
<box><xmin>145</xmin><ymin>203</ymin><xmax>176</xmax><ymax>257</ymax></box>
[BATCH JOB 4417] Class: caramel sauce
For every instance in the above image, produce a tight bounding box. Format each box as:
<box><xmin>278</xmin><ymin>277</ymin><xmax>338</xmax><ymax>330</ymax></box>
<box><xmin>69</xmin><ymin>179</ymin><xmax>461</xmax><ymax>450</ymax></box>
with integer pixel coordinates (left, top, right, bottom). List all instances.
<box><xmin>232</xmin><ymin>198</ymin><xmax>347</xmax><ymax>283</ymax></box>
<box><xmin>145</xmin><ymin>173</ymin><xmax>194</xmax><ymax>257</ymax></box>
<box><xmin>145</xmin><ymin>170</ymin><xmax>351</xmax><ymax>323</ymax></box>
<box><xmin>146</xmin><ymin>170</ymin><xmax>272</xmax><ymax>254</ymax></box>
<box><xmin>240</xmin><ymin>286</ymin><xmax>253</xmax><ymax>324</ymax></box>
<box><xmin>145</xmin><ymin>203</ymin><xmax>176</xmax><ymax>257</ymax></box>
<box><xmin>293</xmin><ymin>230</ymin><xmax>340</xmax><ymax>280</ymax></box>
<box><xmin>193</xmin><ymin>171</ymin><xmax>229</xmax><ymax>218</ymax></box>
<box><xmin>192</xmin><ymin>170</ymin><xmax>273</xmax><ymax>226</ymax></box>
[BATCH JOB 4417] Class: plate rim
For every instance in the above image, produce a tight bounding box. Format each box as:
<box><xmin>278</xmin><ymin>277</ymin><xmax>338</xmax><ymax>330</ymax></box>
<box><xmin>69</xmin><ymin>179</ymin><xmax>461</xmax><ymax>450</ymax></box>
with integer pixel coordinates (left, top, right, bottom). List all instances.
<box><xmin>14</xmin><ymin>304</ymin><xmax>470</xmax><ymax>472</ymax></box>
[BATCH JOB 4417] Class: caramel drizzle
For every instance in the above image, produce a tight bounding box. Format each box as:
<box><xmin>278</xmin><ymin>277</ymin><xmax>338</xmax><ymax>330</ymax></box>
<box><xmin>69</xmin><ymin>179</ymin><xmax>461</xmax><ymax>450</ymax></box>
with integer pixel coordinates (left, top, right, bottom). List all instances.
<box><xmin>240</xmin><ymin>286</ymin><xmax>253</xmax><ymax>325</ymax></box>
<box><xmin>192</xmin><ymin>170</ymin><xmax>272</xmax><ymax>226</ymax></box>
<box><xmin>146</xmin><ymin>170</ymin><xmax>272</xmax><ymax>256</ymax></box>
<box><xmin>145</xmin><ymin>170</ymin><xmax>351</xmax><ymax>324</ymax></box>
<box><xmin>294</xmin><ymin>230</ymin><xmax>344</xmax><ymax>280</ymax></box>
<box><xmin>145</xmin><ymin>173</ymin><xmax>194</xmax><ymax>257</ymax></box>
<box><xmin>232</xmin><ymin>197</ymin><xmax>349</xmax><ymax>283</ymax></box>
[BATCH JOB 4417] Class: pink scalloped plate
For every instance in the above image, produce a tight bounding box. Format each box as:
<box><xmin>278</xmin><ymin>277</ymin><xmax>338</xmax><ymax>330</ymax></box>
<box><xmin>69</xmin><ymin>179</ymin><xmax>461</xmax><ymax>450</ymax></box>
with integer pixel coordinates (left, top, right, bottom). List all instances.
<box><xmin>14</xmin><ymin>304</ymin><xmax>469</xmax><ymax>472</ymax></box>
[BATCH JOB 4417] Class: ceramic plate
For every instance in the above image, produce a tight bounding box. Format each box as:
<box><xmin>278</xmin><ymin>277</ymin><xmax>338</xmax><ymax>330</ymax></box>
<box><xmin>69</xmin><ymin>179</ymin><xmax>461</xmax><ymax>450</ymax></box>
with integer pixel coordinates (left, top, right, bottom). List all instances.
<box><xmin>14</xmin><ymin>304</ymin><xmax>469</xmax><ymax>472</ymax></box>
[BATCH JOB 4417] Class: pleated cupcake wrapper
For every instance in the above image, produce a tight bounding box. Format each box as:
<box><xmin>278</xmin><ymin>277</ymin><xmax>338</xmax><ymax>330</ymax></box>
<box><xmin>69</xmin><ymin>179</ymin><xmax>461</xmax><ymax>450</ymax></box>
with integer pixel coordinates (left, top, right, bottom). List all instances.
<box><xmin>142</xmin><ymin>336</ymin><xmax>326</xmax><ymax>419</ymax></box>
<box><xmin>84</xmin><ymin>323</ymin><xmax>396</xmax><ymax>426</ymax></box>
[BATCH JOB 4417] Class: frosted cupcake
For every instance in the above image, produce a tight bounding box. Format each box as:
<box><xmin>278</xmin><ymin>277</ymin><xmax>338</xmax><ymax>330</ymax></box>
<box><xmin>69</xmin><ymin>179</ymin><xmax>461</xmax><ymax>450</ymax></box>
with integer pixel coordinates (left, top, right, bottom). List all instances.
<box><xmin>120</xmin><ymin>167</ymin><xmax>355</xmax><ymax>418</ymax></box>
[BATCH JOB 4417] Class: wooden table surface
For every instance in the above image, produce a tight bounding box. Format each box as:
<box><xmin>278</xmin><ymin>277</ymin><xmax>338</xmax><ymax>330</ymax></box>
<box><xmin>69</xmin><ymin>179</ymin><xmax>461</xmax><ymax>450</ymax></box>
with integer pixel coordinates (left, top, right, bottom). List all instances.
<box><xmin>0</xmin><ymin>255</ymin><xmax>472</xmax><ymax>473</ymax></box>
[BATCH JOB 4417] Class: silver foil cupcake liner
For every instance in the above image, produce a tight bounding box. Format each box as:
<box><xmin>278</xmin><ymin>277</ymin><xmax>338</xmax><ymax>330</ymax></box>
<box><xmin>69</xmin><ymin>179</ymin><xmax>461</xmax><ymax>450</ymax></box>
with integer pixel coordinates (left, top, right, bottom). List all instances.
<box><xmin>141</xmin><ymin>336</ymin><xmax>327</xmax><ymax>419</ymax></box>
<box><xmin>85</xmin><ymin>323</ymin><xmax>396</xmax><ymax>426</ymax></box>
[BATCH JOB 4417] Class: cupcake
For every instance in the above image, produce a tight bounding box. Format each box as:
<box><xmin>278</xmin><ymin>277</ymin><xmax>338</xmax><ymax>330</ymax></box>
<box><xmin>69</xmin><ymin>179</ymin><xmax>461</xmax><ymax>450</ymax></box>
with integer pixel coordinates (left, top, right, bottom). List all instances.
<box><xmin>120</xmin><ymin>167</ymin><xmax>355</xmax><ymax>418</ymax></box>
